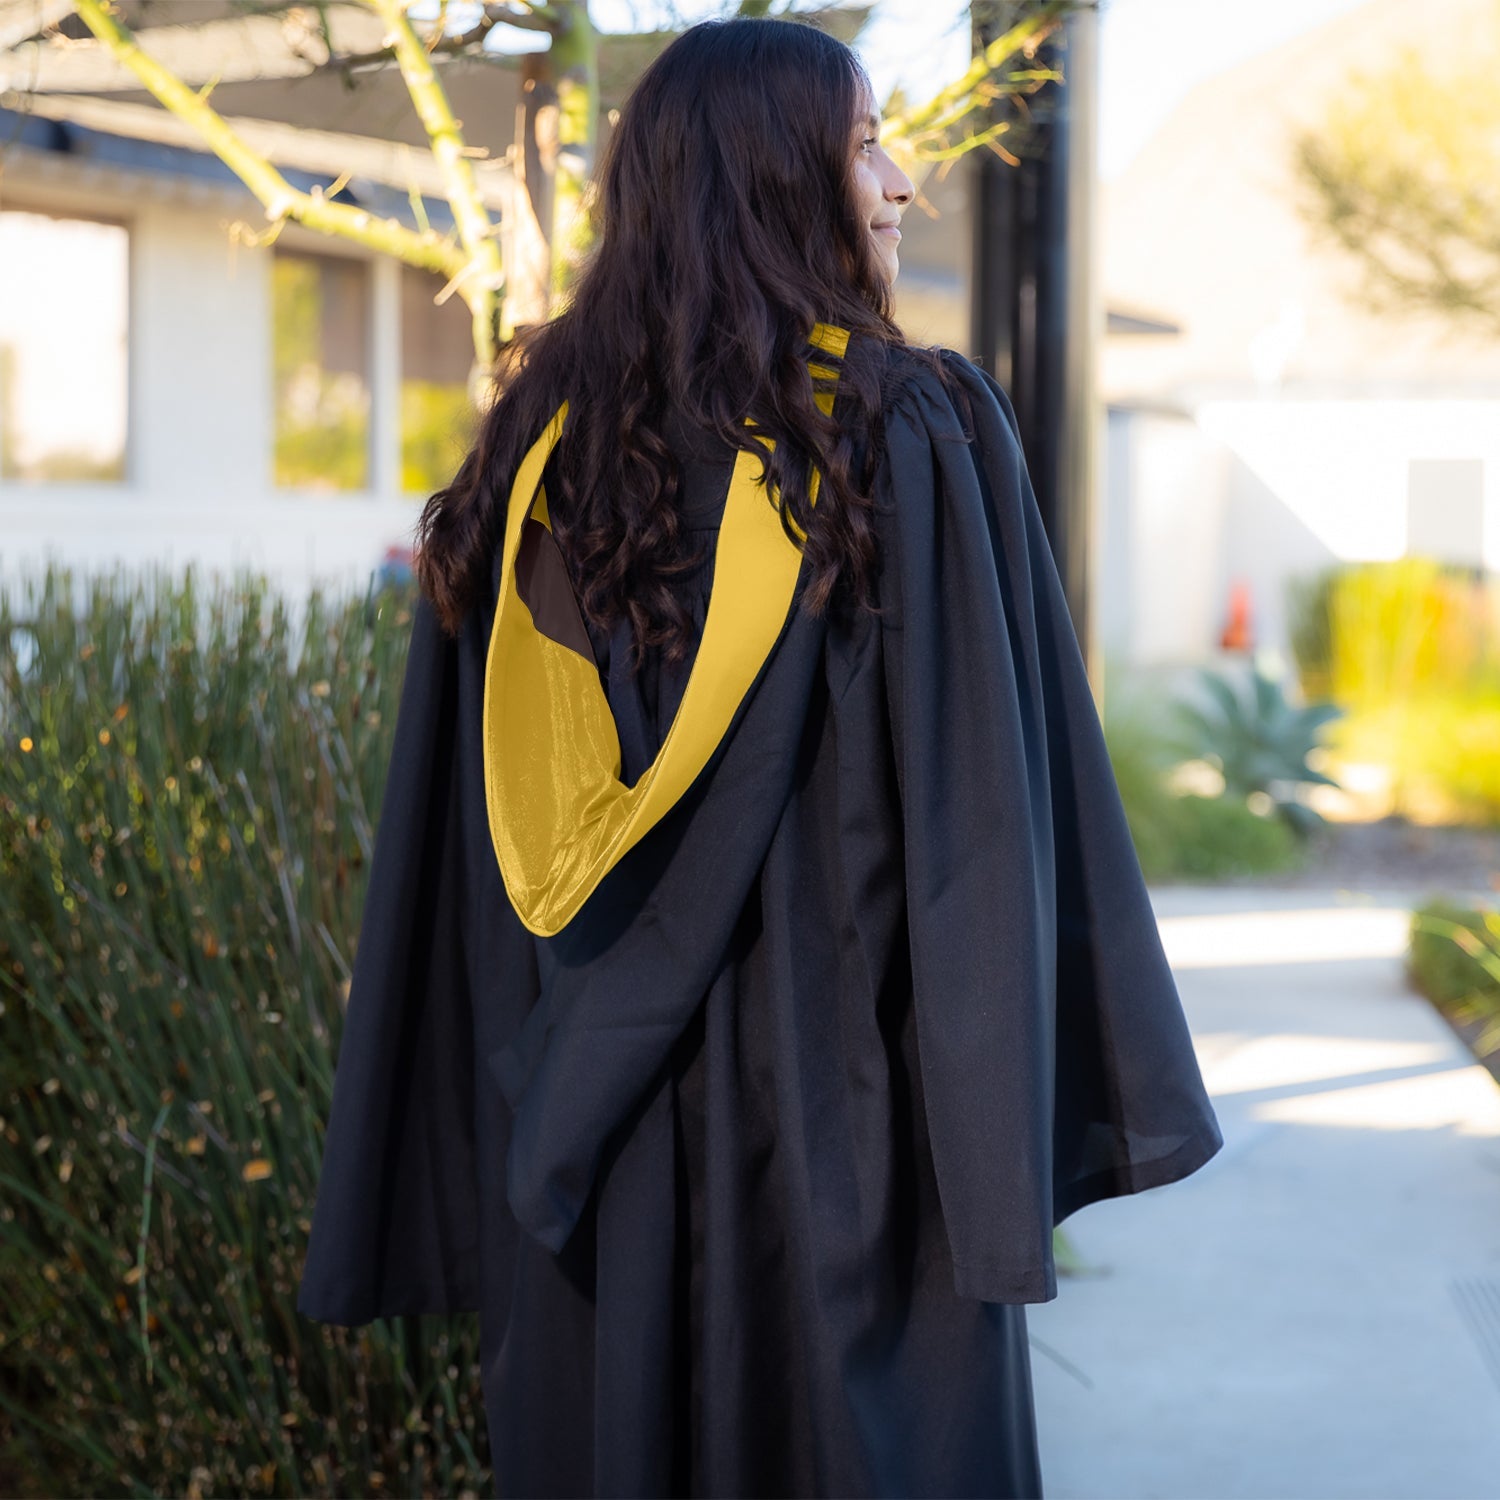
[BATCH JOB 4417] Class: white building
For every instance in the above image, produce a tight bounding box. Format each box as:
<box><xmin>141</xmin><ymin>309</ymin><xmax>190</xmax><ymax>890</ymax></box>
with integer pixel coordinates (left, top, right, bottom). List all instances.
<box><xmin>0</xmin><ymin>2</ymin><xmax>536</xmax><ymax>601</ymax></box>
<box><xmin>5</xmin><ymin>0</ymin><xmax>1495</xmax><ymax>678</ymax></box>
<box><xmin>1097</xmin><ymin>0</ymin><xmax>1500</xmax><ymax>673</ymax></box>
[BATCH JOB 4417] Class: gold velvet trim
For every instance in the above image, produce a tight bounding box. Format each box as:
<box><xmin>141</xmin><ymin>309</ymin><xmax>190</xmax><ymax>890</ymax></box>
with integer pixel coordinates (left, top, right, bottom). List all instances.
<box><xmin>482</xmin><ymin>323</ymin><xmax>850</xmax><ymax>936</ymax></box>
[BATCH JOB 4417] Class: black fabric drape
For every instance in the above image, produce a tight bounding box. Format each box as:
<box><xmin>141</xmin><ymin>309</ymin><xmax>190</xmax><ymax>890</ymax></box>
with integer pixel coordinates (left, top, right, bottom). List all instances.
<box><xmin>297</xmin><ymin>344</ymin><xmax>1223</xmax><ymax>1498</ymax></box>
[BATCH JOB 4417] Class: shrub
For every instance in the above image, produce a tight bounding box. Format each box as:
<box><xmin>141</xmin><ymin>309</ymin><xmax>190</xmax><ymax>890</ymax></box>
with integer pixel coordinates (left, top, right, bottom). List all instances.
<box><xmin>0</xmin><ymin>565</ymin><xmax>489</xmax><ymax>1498</ymax></box>
<box><xmin>1171</xmin><ymin>663</ymin><xmax>1342</xmax><ymax>839</ymax></box>
<box><xmin>1286</xmin><ymin>558</ymin><xmax>1500</xmax><ymax>822</ymax></box>
<box><xmin>1102</xmin><ymin>677</ymin><xmax>1306</xmax><ymax>882</ymax></box>
<box><xmin>1159</xmin><ymin>791</ymin><xmax>1304</xmax><ymax>880</ymax></box>
<box><xmin>1407</xmin><ymin>898</ymin><xmax>1500</xmax><ymax>1065</ymax></box>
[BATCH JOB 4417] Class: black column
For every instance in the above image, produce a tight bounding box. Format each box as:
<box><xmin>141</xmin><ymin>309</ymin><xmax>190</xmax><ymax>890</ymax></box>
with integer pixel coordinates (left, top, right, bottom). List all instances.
<box><xmin>969</xmin><ymin>2</ymin><xmax>1100</xmax><ymax>685</ymax></box>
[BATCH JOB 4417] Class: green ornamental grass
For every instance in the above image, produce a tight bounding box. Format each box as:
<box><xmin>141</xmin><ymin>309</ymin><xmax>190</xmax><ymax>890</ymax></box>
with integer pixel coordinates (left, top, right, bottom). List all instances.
<box><xmin>0</xmin><ymin>564</ymin><xmax>488</xmax><ymax>1499</ymax></box>
<box><xmin>1408</xmin><ymin>899</ymin><xmax>1500</xmax><ymax>1066</ymax></box>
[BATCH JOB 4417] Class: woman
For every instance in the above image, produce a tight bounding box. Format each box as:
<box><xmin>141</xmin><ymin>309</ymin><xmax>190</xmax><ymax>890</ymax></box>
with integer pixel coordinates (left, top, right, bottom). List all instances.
<box><xmin>297</xmin><ymin>17</ymin><xmax>1224</xmax><ymax>1500</ymax></box>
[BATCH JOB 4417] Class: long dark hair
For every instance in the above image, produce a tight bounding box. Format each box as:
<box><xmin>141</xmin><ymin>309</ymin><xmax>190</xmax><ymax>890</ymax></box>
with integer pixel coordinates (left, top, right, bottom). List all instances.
<box><xmin>415</xmin><ymin>15</ymin><xmax>912</xmax><ymax>664</ymax></box>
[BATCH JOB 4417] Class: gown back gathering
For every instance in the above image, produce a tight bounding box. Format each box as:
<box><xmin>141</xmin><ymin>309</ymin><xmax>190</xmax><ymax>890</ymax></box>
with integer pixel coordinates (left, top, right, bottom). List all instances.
<box><xmin>295</xmin><ymin>338</ymin><xmax>1225</xmax><ymax>1499</ymax></box>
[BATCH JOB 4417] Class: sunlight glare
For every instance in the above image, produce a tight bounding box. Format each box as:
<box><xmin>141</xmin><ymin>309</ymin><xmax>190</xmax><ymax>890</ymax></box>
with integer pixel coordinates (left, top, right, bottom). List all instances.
<box><xmin>1158</xmin><ymin>906</ymin><xmax>1412</xmax><ymax>970</ymax></box>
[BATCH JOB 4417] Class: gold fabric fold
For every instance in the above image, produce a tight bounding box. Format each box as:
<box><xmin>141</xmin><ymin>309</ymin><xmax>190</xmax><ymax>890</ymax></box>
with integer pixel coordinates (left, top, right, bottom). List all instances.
<box><xmin>481</xmin><ymin>323</ymin><xmax>850</xmax><ymax>936</ymax></box>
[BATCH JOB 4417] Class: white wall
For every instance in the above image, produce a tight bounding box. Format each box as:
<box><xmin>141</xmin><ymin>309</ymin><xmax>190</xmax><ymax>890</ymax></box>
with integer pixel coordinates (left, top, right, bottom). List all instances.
<box><xmin>1103</xmin><ymin>397</ymin><xmax>1500</xmax><ymax>669</ymax></box>
<box><xmin>1102</xmin><ymin>407</ymin><xmax>1231</xmax><ymax>666</ymax></box>
<box><xmin>0</xmin><ymin>177</ymin><xmax>424</xmax><ymax>607</ymax></box>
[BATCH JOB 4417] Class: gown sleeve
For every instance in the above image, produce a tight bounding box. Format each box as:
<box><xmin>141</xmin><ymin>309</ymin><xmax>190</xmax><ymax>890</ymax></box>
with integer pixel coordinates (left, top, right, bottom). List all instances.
<box><xmin>296</xmin><ymin>594</ymin><xmax>521</xmax><ymax>1326</ymax></box>
<box><xmin>876</xmin><ymin>348</ymin><xmax>1224</xmax><ymax>1305</ymax></box>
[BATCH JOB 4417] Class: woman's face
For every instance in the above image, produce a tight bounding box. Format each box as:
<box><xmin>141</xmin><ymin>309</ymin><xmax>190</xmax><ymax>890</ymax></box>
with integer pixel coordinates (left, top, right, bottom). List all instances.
<box><xmin>849</xmin><ymin>86</ymin><xmax>915</xmax><ymax>285</ymax></box>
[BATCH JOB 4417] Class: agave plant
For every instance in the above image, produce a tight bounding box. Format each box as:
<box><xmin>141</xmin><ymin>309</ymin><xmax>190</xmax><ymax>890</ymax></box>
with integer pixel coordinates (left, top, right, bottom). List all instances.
<box><xmin>1173</xmin><ymin>661</ymin><xmax>1344</xmax><ymax>837</ymax></box>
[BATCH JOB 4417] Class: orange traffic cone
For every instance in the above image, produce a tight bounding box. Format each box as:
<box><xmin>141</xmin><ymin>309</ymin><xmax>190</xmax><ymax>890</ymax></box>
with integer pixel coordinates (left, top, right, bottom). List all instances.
<box><xmin>1220</xmin><ymin>577</ymin><xmax>1254</xmax><ymax>651</ymax></box>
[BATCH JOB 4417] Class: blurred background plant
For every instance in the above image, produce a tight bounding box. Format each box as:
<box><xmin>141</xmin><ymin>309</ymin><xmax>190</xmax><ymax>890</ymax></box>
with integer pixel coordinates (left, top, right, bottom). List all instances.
<box><xmin>1407</xmin><ymin>898</ymin><xmax>1500</xmax><ymax>1076</ymax></box>
<box><xmin>1293</xmin><ymin>22</ymin><xmax>1500</xmax><ymax>338</ymax></box>
<box><xmin>1285</xmin><ymin>557</ymin><xmax>1500</xmax><ymax>823</ymax></box>
<box><xmin>1170</xmin><ymin>660</ymin><xmax>1344</xmax><ymax>839</ymax></box>
<box><xmin>0</xmin><ymin>565</ymin><xmax>489</xmax><ymax>1498</ymax></box>
<box><xmin>1100</xmin><ymin>663</ymin><xmax>1311</xmax><ymax>882</ymax></box>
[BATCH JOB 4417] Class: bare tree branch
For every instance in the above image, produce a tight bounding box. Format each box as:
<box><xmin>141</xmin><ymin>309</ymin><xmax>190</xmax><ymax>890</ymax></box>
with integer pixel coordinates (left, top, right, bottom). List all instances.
<box><xmin>882</xmin><ymin>0</ymin><xmax>1068</xmax><ymax>159</ymax></box>
<box><xmin>365</xmin><ymin>0</ymin><xmax>506</xmax><ymax>361</ymax></box>
<box><xmin>68</xmin><ymin>0</ymin><xmax>467</xmax><ymax>281</ymax></box>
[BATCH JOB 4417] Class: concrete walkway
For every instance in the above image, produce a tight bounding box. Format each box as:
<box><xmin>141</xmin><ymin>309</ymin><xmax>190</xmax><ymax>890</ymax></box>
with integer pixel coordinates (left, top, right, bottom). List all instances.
<box><xmin>1030</xmin><ymin>884</ymin><xmax>1500</xmax><ymax>1500</ymax></box>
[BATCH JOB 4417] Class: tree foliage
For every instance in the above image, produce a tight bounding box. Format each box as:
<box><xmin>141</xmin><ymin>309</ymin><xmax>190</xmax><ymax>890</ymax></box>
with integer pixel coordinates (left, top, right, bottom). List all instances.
<box><xmin>38</xmin><ymin>0</ymin><xmax>1086</xmax><ymax>375</ymax></box>
<box><xmin>1291</xmin><ymin>31</ymin><xmax>1500</xmax><ymax>335</ymax></box>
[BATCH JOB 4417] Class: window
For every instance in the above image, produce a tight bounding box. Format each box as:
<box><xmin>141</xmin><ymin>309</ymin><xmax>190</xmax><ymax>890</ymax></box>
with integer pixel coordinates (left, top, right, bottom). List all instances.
<box><xmin>0</xmin><ymin>208</ymin><xmax>128</xmax><ymax>483</ymax></box>
<box><xmin>400</xmin><ymin>264</ymin><xmax>478</xmax><ymax>495</ymax></box>
<box><xmin>272</xmin><ymin>249</ymin><xmax>370</xmax><ymax>491</ymax></box>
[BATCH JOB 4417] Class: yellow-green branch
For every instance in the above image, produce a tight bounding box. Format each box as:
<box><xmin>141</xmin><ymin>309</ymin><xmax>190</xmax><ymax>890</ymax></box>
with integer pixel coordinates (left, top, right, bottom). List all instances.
<box><xmin>548</xmin><ymin>0</ymin><xmax>598</xmax><ymax>300</ymax></box>
<box><xmin>70</xmin><ymin>0</ymin><xmax>466</xmax><ymax>282</ymax></box>
<box><xmin>882</xmin><ymin>3</ymin><xmax>1068</xmax><ymax>147</ymax></box>
<box><xmin>368</xmin><ymin>0</ymin><xmax>506</xmax><ymax>362</ymax></box>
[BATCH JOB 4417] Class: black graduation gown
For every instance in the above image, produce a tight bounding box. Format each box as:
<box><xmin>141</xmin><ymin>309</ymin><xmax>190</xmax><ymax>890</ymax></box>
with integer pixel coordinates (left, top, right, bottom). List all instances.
<box><xmin>295</xmin><ymin>345</ymin><xmax>1225</xmax><ymax>1500</ymax></box>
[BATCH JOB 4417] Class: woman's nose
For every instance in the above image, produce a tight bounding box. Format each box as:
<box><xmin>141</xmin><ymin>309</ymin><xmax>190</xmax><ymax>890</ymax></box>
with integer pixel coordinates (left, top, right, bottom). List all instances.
<box><xmin>886</xmin><ymin>162</ymin><xmax>914</xmax><ymax>204</ymax></box>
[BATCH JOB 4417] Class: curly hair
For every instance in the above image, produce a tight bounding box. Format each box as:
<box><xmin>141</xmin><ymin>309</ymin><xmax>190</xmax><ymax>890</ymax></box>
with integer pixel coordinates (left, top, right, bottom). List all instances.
<box><xmin>414</xmin><ymin>15</ymin><xmax>926</xmax><ymax>667</ymax></box>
